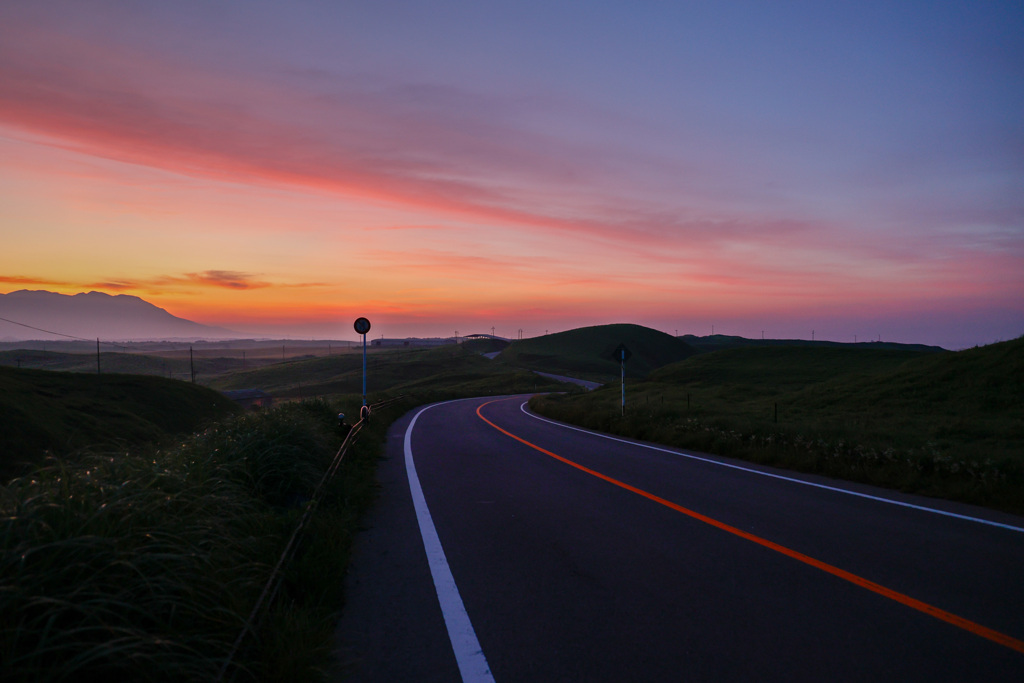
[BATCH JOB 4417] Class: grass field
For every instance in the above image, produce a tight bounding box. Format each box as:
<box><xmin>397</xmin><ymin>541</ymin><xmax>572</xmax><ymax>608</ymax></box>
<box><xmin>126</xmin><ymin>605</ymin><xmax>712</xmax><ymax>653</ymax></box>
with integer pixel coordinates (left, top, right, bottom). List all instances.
<box><xmin>0</xmin><ymin>346</ymin><xmax>333</xmax><ymax>383</ymax></box>
<box><xmin>531</xmin><ymin>337</ymin><xmax>1024</xmax><ymax>513</ymax></box>
<box><xmin>678</xmin><ymin>333</ymin><xmax>944</xmax><ymax>354</ymax></box>
<box><xmin>0</xmin><ymin>365</ymin><xmax>240</xmax><ymax>480</ymax></box>
<box><xmin>205</xmin><ymin>342</ymin><xmax>567</xmax><ymax>400</ymax></box>
<box><xmin>1</xmin><ymin>398</ymin><xmax>371</xmax><ymax>681</ymax></box>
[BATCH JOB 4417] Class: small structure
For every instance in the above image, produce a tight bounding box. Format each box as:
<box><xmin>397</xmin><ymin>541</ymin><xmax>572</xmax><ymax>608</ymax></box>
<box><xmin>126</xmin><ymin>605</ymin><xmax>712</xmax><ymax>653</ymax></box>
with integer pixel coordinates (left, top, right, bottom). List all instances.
<box><xmin>223</xmin><ymin>389</ymin><xmax>273</xmax><ymax>410</ymax></box>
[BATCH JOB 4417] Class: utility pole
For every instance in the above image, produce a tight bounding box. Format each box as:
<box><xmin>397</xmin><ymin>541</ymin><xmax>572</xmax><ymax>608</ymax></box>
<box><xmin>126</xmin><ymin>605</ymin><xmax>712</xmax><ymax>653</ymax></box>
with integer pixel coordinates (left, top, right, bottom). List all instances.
<box><xmin>190</xmin><ymin>346</ymin><xmax>195</xmax><ymax>383</ymax></box>
<box><xmin>96</xmin><ymin>338</ymin><xmax>101</xmax><ymax>375</ymax></box>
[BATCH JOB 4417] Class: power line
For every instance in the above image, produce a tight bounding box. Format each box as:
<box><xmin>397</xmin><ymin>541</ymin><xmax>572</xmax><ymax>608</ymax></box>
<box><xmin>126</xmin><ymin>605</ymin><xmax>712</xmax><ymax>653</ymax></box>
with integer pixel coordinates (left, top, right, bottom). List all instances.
<box><xmin>0</xmin><ymin>315</ymin><xmax>128</xmax><ymax>350</ymax></box>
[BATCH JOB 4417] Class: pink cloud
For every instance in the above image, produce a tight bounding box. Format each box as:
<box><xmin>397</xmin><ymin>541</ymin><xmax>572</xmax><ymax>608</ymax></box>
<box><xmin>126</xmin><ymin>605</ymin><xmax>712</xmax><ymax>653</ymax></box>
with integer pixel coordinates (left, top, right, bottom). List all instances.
<box><xmin>0</xmin><ymin>275</ymin><xmax>77</xmax><ymax>287</ymax></box>
<box><xmin>0</xmin><ymin>20</ymin><xmax>821</xmax><ymax>256</ymax></box>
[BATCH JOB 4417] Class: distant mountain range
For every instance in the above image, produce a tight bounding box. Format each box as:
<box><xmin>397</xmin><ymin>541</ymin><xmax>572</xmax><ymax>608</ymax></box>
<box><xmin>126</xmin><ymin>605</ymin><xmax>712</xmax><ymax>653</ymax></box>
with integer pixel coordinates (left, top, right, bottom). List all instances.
<box><xmin>0</xmin><ymin>290</ymin><xmax>240</xmax><ymax>341</ymax></box>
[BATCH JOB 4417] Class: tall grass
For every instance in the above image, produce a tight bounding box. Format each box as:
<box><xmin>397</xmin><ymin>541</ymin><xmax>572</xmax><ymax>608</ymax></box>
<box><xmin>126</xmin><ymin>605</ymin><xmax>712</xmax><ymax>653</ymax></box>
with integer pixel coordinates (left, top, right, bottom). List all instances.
<box><xmin>1</xmin><ymin>399</ymin><xmax>359</xmax><ymax>682</ymax></box>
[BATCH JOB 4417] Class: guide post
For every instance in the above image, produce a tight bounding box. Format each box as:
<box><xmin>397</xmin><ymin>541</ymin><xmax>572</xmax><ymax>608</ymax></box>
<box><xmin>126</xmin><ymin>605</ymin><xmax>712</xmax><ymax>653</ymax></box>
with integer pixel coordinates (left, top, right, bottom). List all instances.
<box><xmin>611</xmin><ymin>343</ymin><xmax>632</xmax><ymax>416</ymax></box>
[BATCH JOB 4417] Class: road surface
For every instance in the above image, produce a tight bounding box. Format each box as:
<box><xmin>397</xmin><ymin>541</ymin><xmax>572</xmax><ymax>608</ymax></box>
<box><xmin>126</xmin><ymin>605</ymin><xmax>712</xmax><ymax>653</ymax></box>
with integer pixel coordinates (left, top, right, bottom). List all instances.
<box><xmin>532</xmin><ymin>371</ymin><xmax>603</xmax><ymax>391</ymax></box>
<box><xmin>333</xmin><ymin>395</ymin><xmax>1024</xmax><ymax>682</ymax></box>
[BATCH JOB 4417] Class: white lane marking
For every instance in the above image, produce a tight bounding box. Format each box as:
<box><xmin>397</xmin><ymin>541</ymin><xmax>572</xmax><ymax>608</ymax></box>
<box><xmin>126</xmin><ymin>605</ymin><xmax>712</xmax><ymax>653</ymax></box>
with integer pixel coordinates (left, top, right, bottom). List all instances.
<box><xmin>519</xmin><ymin>402</ymin><xmax>1024</xmax><ymax>534</ymax></box>
<box><xmin>405</xmin><ymin>401</ymin><xmax>496</xmax><ymax>683</ymax></box>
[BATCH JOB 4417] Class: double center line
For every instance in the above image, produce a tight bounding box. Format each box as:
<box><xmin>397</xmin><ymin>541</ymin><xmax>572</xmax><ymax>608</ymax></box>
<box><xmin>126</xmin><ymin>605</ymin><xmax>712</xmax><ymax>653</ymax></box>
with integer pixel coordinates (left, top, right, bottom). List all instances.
<box><xmin>476</xmin><ymin>398</ymin><xmax>1024</xmax><ymax>655</ymax></box>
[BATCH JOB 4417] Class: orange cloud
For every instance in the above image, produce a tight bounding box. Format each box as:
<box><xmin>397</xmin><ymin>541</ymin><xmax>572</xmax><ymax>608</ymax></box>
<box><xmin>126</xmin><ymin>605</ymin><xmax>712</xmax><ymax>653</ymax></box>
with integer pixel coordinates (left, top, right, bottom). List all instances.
<box><xmin>0</xmin><ymin>275</ymin><xmax>78</xmax><ymax>287</ymax></box>
<box><xmin>181</xmin><ymin>271</ymin><xmax>269</xmax><ymax>290</ymax></box>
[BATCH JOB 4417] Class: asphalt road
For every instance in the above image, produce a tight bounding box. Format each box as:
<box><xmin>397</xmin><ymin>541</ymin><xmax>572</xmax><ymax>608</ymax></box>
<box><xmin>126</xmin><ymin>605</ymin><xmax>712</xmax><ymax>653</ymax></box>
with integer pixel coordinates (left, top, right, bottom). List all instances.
<box><xmin>333</xmin><ymin>395</ymin><xmax>1024</xmax><ymax>682</ymax></box>
<box><xmin>531</xmin><ymin>371</ymin><xmax>603</xmax><ymax>391</ymax></box>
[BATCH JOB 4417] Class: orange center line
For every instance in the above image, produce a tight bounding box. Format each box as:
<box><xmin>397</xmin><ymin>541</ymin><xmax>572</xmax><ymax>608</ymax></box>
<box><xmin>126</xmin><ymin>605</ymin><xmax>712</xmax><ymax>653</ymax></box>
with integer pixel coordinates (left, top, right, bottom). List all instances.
<box><xmin>475</xmin><ymin>399</ymin><xmax>1024</xmax><ymax>655</ymax></box>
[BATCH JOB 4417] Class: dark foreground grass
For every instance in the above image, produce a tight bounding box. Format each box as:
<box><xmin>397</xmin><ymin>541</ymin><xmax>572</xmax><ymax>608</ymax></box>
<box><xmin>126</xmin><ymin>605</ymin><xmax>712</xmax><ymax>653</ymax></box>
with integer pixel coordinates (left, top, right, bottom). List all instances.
<box><xmin>0</xmin><ymin>399</ymin><xmax>379</xmax><ymax>682</ymax></box>
<box><xmin>531</xmin><ymin>339</ymin><xmax>1024</xmax><ymax>514</ymax></box>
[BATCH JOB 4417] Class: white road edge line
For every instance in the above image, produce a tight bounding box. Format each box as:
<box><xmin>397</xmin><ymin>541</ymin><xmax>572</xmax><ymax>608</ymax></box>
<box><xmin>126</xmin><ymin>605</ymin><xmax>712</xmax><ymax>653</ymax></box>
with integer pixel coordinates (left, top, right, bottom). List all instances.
<box><xmin>519</xmin><ymin>401</ymin><xmax>1024</xmax><ymax>534</ymax></box>
<box><xmin>405</xmin><ymin>401</ymin><xmax>496</xmax><ymax>683</ymax></box>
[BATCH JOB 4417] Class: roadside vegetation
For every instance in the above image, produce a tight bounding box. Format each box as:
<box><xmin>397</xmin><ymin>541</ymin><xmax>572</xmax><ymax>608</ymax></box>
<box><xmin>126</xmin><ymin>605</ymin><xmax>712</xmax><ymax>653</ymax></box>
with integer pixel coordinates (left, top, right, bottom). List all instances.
<box><xmin>531</xmin><ymin>338</ymin><xmax>1024</xmax><ymax>514</ymax></box>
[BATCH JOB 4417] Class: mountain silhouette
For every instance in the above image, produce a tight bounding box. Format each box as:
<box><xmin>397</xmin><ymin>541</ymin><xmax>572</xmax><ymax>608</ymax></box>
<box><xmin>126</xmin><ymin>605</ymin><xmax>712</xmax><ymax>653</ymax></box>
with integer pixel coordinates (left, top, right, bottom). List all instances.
<box><xmin>0</xmin><ymin>290</ymin><xmax>240</xmax><ymax>341</ymax></box>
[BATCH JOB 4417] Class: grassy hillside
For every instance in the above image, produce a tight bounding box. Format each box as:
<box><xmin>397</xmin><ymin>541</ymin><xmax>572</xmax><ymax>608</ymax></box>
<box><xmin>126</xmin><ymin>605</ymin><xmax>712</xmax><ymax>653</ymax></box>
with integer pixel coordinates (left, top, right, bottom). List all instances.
<box><xmin>678</xmin><ymin>334</ymin><xmax>944</xmax><ymax>354</ymax></box>
<box><xmin>0</xmin><ymin>349</ymin><xmax>272</xmax><ymax>381</ymax></box>
<box><xmin>206</xmin><ymin>343</ymin><xmax>566</xmax><ymax>399</ymax></box>
<box><xmin>531</xmin><ymin>338</ymin><xmax>1024</xmax><ymax>513</ymax></box>
<box><xmin>648</xmin><ymin>346</ymin><xmax>932</xmax><ymax>399</ymax></box>
<box><xmin>499</xmin><ymin>323</ymin><xmax>696</xmax><ymax>381</ymax></box>
<box><xmin>0</xmin><ymin>366</ymin><xmax>240</xmax><ymax>480</ymax></box>
<box><xmin>1</xmin><ymin>397</ymin><xmax>375</xmax><ymax>681</ymax></box>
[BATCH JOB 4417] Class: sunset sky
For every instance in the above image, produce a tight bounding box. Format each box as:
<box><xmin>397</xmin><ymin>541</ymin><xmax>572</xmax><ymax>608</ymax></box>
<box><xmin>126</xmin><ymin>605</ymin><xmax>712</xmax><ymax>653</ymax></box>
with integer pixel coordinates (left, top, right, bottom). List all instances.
<box><xmin>1</xmin><ymin>1</ymin><xmax>1021</xmax><ymax>349</ymax></box>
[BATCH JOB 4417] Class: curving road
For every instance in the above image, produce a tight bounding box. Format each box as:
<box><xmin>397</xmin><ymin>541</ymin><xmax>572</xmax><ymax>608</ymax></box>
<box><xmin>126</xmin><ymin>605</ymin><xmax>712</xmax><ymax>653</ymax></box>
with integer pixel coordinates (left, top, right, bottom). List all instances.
<box><xmin>333</xmin><ymin>395</ymin><xmax>1024</xmax><ymax>682</ymax></box>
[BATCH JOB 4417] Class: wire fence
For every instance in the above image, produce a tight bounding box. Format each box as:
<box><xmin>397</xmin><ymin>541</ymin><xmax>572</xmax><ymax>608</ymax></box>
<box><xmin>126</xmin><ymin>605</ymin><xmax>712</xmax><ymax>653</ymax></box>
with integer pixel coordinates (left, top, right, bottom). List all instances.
<box><xmin>216</xmin><ymin>395</ymin><xmax>407</xmax><ymax>682</ymax></box>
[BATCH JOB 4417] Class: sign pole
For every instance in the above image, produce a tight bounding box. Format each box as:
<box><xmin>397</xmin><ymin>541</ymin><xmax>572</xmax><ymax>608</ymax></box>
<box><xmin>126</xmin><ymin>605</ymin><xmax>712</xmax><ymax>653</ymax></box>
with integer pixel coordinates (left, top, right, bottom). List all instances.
<box><xmin>620</xmin><ymin>350</ymin><xmax>625</xmax><ymax>416</ymax></box>
<box><xmin>611</xmin><ymin>343</ymin><xmax>630</xmax><ymax>416</ymax></box>
<box><xmin>353</xmin><ymin>317</ymin><xmax>372</xmax><ymax>413</ymax></box>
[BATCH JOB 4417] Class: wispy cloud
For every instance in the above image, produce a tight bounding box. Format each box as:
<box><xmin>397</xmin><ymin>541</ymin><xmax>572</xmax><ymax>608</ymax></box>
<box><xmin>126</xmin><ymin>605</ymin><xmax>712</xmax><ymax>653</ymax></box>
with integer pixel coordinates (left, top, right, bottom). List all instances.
<box><xmin>180</xmin><ymin>271</ymin><xmax>268</xmax><ymax>289</ymax></box>
<box><xmin>0</xmin><ymin>21</ymin><xmax>780</xmax><ymax>254</ymax></box>
<box><xmin>0</xmin><ymin>275</ymin><xmax>79</xmax><ymax>288</ymax></box>
<box><xmin>1</xmin><ymin>272</ymin><xmax>331</xmax><ymax>295</ymax></box>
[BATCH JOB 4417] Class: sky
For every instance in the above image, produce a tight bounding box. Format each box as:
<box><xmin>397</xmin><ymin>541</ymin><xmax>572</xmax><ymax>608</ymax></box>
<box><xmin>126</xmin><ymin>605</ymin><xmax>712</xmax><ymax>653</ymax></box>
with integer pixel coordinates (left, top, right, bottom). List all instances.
<box><xmin>1</xmin><ymin>1</ymin><xmax>1021</xmax><ymax>349</ymax></box>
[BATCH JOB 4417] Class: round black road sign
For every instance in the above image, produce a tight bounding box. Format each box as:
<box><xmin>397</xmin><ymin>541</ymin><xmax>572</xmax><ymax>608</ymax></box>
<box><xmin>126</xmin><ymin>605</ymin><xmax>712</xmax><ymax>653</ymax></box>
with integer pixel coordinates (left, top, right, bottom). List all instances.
<box><xmin>354</xmin><ymin>317</ymin><xmax>371</xmax><ymax>335</ymax></box>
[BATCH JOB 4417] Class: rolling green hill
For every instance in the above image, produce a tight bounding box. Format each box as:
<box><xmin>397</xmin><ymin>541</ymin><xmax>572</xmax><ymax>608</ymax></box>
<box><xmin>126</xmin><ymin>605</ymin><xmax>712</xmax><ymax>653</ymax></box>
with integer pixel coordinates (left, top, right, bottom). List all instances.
<box><xmin>498</xmin><ymin>323</ymin><xmax>696</xmax><ymax>380</ymax></box>
<box><xmin>678</xmin><ymin>334</ymin><xmax>944</xmax><ymax>354</ymax></box>
<box><xmin>0</xmin><ymin>366</ymin><xmax>240</xmax><ymax>480</ymax></box>
<box><xmin>648</xmin><ymin>346</ymin><xmax>933</xmax><ymax>399</ymax></box>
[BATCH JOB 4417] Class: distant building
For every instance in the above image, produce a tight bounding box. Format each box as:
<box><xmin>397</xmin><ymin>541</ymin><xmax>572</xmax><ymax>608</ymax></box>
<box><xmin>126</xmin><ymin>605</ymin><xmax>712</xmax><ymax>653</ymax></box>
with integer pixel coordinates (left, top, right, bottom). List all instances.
<box><xmin>222</xmin><ymin>389</ymin><xmax>273</xmax><ymax>410</ymax></box>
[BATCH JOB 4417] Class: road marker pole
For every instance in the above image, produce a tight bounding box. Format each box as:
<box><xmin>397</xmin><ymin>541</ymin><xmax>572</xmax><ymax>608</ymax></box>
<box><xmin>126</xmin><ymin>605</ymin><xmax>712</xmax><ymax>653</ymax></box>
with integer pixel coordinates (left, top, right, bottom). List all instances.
<box><xmin>611</xmin><ymin>343</ymin><xmax>631</xmax><ymax>416</ymax></box>
<box><xmin>620</xmin><ymin>352</ymin><xmax>625</xmax><ymax>416</ymax></box>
